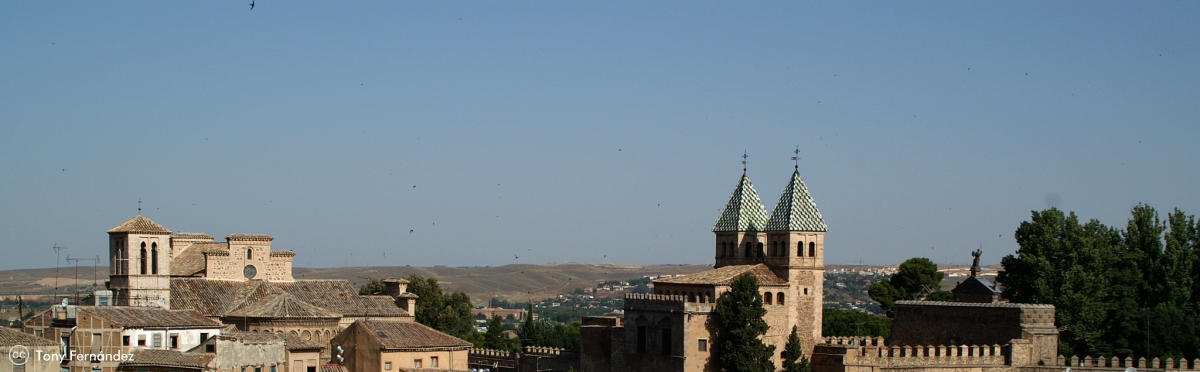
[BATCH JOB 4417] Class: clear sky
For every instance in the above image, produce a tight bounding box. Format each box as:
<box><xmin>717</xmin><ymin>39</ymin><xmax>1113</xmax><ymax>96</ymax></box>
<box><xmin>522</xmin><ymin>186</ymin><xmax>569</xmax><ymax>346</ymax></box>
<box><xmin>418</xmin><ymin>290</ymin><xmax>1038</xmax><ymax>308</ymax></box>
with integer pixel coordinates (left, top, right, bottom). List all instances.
<box><xmin>2</xmin><ymin>2</ymin><xmax>1198</xmax><ymax>271</ymax></box>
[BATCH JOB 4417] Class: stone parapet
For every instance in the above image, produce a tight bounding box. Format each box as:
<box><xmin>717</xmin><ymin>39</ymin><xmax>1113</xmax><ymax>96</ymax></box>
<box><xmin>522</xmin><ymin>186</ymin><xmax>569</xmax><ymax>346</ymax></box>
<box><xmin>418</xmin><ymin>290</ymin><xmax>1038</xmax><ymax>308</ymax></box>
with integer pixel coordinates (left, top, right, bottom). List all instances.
<box><xmin>820</xmin><ymin>337</ymin><xmax>1007</xmax><ymax>368</ymax></box>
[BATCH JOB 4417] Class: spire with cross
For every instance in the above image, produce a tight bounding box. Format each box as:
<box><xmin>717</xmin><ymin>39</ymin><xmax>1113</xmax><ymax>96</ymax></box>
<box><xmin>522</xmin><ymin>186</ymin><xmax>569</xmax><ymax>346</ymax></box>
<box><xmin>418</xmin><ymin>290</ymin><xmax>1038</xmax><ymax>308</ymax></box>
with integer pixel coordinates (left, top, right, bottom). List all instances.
<box><xmin>791</xmin><ymin>146</ymin><xmax>801</xmax><ymax>171</ymax></box>
<box><xmin>741</xmin><ymin>151</ymin><xmax>748</xmax><ymax>174</ymax></box>
<box><xmin>138</xmin><ymin>198</ymin><xmax>142</xmax><ymax>214</ymax></box>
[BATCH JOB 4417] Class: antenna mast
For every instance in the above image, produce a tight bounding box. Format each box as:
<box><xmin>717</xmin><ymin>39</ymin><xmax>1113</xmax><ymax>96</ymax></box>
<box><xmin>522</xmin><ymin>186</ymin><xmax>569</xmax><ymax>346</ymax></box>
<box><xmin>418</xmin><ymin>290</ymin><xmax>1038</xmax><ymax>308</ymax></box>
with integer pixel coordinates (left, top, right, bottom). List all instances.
<box><xmin>53</xmin><ymin>244</ymin><xmax>67</xmax><ymax>303</ymax></box>
<box><xmin>66</xmin><ymin>255</ymin><xmax>99</xmax><ymax>306</ymax></box>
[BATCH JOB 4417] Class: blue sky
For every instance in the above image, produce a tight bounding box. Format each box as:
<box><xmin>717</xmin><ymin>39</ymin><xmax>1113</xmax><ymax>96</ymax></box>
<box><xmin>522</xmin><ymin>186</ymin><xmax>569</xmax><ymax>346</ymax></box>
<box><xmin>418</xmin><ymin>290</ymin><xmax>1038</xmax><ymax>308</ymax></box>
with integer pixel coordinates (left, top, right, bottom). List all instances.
<box><xmin>2</xmin><ymin>2</ymin><xmax>1198</xmax><ymax>271</ymax></box>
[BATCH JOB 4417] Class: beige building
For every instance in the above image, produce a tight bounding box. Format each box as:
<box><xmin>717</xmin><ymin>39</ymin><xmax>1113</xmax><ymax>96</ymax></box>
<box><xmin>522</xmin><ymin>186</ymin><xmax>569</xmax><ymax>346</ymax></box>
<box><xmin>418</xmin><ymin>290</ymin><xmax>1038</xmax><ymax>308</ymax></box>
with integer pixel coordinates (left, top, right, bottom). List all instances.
<box><xmin>582</xmin><ymin>168</ymin><xmax>828</xmax><ymax>372</ymax></box>
<box><xmin>1</xmin><ymin>327</ymin><xmax>58</xmax><ymax>372</ymax></box>
<box><xmin>328</xmin><ymin>320</ymin><xmax>472</xmax><ymax>372</ymax></box>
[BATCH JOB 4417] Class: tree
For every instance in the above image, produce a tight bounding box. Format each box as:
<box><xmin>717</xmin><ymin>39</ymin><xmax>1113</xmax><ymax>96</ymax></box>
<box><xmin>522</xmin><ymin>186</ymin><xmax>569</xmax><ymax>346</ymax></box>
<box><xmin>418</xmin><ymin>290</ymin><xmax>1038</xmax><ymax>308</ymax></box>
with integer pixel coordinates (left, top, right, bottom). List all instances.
<box><xmin>358</xmin><ymin>278</ymin><xmax>386</xmax><ymax>295</ymax></box>
<box><xmin>482</xmin><ymin>316</ymin><xmax>507</xmax><ymax>349</ymax></box>
<box><xmin>868</xmin><ymin>257</ymin><xmax>945</xmax><ymax>315</ymax></box>
<box><xmin>926</xmin><ymin>291</ymin><xmax>954</xmax><ymax>301</ymax></box>
<box><xmin>714</xmin><ymin>272</ymin><xmax>775</xmax><ymax>372</ymax></box>
<box><xmin>781</xmin><ymin>326</ymin><xmax>812</xmax><ymax>372</ymax></box>
<box><xmin>822</xmin><ymin>308</ymin><xmax>891</xmax><ymax>338</ymax></box>
<box><xmin>405</xmin><ymin>274</ymin><xmax>477</xmax><ymax>340</ymax></box>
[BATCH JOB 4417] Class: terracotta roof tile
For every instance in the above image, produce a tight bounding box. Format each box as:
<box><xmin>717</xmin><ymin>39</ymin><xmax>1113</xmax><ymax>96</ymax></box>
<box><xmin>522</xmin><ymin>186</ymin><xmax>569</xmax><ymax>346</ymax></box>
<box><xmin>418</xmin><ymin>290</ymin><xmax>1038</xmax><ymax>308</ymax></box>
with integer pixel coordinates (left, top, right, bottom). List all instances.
<box><xmin>120</xmin><ymin>349</ymin><xmax>214</xmax><ymax>369</ymax></box>
<box><xmin>226</xmin><ymin>289</ymin><xmax>340</xmax><ymax>319</ymax></box>
<box><xmin>170</xmin><ymin>279</ymin><xmax>410</xmax><ymax>318</ymax></box>
<box><xmin>226</xmin><ymin>233</ymin><xmax>274</xmax><ymax>241</ymax></box>
<box><xmin>171</xmin><ymin>242</ymin><xmax>226</xmax><ymax>277</ymax></box>
<box><xmin>0</xmin><ymin>327</ymin><xmax>55</xmax><ymax>347</ymax></box>
<box><xmin>653</xmin><ymin>264</ymin><xmax>786</xmax><ymax>285</ymax></box>
<box><xmin>320</xmin><ymin>364</ymin><xmax>349</xmax><ymax>372</ymax></box>
<box><xmin>357</xmin><ymin>320</ymin><xmax>472</xmax><ymax>350</ymax></box>
<box><xmin>107</xmin><ymin>215</ymin><xmax>171</xmax><ymax>234</ymax></box>
<box><xmin>82</xmin><ymin>307</ymin><xmax>220</xmax><ymax>328</ymax></box>
<box><xmin>171</xmin><ymin>232</ymin><xmax>213</xmax><ymax>240</ymax></box>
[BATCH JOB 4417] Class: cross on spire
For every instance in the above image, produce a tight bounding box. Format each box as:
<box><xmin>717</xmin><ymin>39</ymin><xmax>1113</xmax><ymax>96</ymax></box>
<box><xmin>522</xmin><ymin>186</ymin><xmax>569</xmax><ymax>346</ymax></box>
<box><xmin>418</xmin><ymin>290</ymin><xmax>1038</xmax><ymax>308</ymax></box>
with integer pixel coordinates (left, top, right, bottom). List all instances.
<box><xmin>791</xmin><ymin>146</ymin><xmax>801</xmax><ymax>171</ymax></box>
<box><xmin>741</xmin><ymin>151</ymin><xmax>748</xmax><ymax>174</ymax></box>
<box><xmin>138</xmin><ymin>198</ymin><xmax>142</xmax><ymax>214</ymax></box>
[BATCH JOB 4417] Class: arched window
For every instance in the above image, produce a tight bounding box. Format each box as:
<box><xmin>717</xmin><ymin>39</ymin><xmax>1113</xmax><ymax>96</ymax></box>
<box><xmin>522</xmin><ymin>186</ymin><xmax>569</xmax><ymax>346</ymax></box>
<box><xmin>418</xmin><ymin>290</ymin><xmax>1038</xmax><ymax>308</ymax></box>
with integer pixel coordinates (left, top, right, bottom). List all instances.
<box><xmin>151</xmin><ymin>242</ymin><xmax>158</xmax><ymax>274</ymax></box>
<box><xmin>247</xmin><ymin>248</ymin><xmax>253</xmax><ymax>260</ymax></box>
<box><xmin>688</xmin><ymin>292</ymin><xmax>696</xmax><ymax>302</ymax></box>
<box><xmin>706</xmin><ymin>292</ymin><xmax>713</xmax><ymax>303</ymax></box>
<box><xmin>139</xmin><ymin>242</ymin><xmax>147</xmax><ymax>275</ymax></box>
<box><xmin>744</xmin><ymin>243</ymin><xmax>751</xmax><ymax>257</ymax></box>
<box><xmin>764</xmin><ymin>292</ymin><xmax>773</xmax><ymax>305</ymax></box>
<box><xmin>777</xmin><ymin>292</ymin><xmax>785</xmax><ymax>305</ymax></box>
<box><xmin>798</xmin><ymin>241</ymin><xmax>804</xmax><ymax>256</ymax></box>
<box><xmin>757</xmin><ymin>242</ymin><xmax>764</xmax><ymax>257</ymax></box>
<box><xmin>809</xmin><ymin>242</ymin><xmax>816</xmax><ymax>257</ymax></box>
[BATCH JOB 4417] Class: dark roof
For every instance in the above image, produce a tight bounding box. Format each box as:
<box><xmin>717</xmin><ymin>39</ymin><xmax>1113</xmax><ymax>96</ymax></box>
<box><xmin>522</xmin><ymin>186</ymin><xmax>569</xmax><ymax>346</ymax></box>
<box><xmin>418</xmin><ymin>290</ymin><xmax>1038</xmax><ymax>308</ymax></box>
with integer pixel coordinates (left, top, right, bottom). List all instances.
<box><xmin>226</xmin><ymin>233</ymin><xmax>273</xmax><ymax>241</ymax></box>
<box><xmin>226</xmin><ymin>289</ymin><xmax>340</xmax><ymax>319</ymax></box>
<box><xmin>82</xmin><ymin>307</ymin><xmax>221</xmax><ymax>329</ymax></box>
<box><xmin>108</xmin><ymin>215</ymin><xmax>171</xmax><ymax>234</ymax></box>
<box><xmin>119</xmin><ymin>349</ymin><xmax>214</xmax><ymax>369</ymax></box>
<box><xmin>952</xmin><ymin>276</ymin><xmax>1000</xmax><ymax>294</ymax></box>
<box><xmin>170</xmin><ymin>242</ymin><xmax>226</xmax><ymax>277</ymax></box>
<box><xmin>654</xmin><ymin>264</ymin><xmax>786</xmax><ymax>285</ymax></box>
<box><xmin>171</xmin><ymin>279</ymin><xmax>410</xmax><ymax>318</ymax></box>
<box><xmin>355</xmin><ymin>320</ymin><xmax>472</xmax><ymax>350</ymax></box>
<box><xmin>0</xmin><ymin>327</ymin><xmax>55</xmax><ymax>347</ymax></box>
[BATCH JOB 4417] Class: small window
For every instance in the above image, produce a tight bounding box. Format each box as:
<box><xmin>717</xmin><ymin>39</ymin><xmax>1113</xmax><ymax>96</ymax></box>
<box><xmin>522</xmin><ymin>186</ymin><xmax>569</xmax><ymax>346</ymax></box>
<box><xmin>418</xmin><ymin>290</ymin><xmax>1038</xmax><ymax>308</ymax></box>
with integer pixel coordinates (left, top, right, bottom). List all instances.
<box><xmin>661</xmin><ymin>327</ymin><xmax>672</xmax><ymax>356</ymax></box>
<box><xmin>271</xmin><ymin>367</ymin><xmax>277</xmax><ymax>372</ymax></box>
<box><xmin>200</xmin><ymin>333</ymin><xmax>208</xmax><ymax>342</ymax></box>
<box><xmin>636</xmin><ymin>326</ymin><xmax>647</xmax><ymax>353</ymax></box>
<box><xmin>430</xmin><ymin>356</ymin><xmax>438</xmax><ymax>368</ymax></box>
<box><xmin>384</xmin><ymin>362</ymin><xmax>392</xmax><ymax>370</ymax></box>
<box><xmin>413</xmin><ymin>359</ymin><xmax>422</xmax><ymax>368</ymax></box>
<box><xmin>169</xmin><ymin>334</ymin><xmax>178</xmax><ymax>349</ymax></box>
<box><xmin>151</xmin><ymin>243</ymin><xmax>159</xmax><ymax>274</ymax></box>
<box><xmin>247</xmin><ymin>248</ymin><xmax>253</xmax><ymax>260</ymax></box>
<box><xmin>764</xmin><ymin>292</ymin><xmax>773</xmax><ymax>305</ymax></box>
<box><xmin>777</xmin><ymin>292</ymin><xmax>785</xmax><ymax>306</ymax></box>
<box><xmin>809</xmin><ymin>242</ymin><xmax>815</xmax><ymax>257</ymax></box>
<box><xmin>798</xmin><ymin>242</ymin><xmax>804</xmax><ymax>256</ymax></box>
<box><xmin>804</xmin><ymin>288</ymin><xmax>808</xmax><ymax>295</ymax></box>
<box><xmin>152</xmin><ymin>333</ymin><xmax>162</xmax><ymax>348</ymax></box>
<box><xmin>255</xmin><ymin>367</ymin><xmax>262</xmax><ymax>372</ymax></box>
<box><xmin>205</xmin><ymin>343</ymin><xmax>215</xmax><ymax>353</ymax></box>
<box><xmin>757</xmin><ymin>242</ymin><xmax>764</xmax><ymax>257</ymax></box>
<box><xmin>698</xmin><ymin>339</ymin><xmax>708</xmax><ymax>352</ymax></box>
<box><xmin>138</xmin><ymin>335</ymin><xmax>146</xmax><ymax>346</ymax></box>
<box><xmin>123</xmin><ymin>336</ymin><xmax>130</xmax><ymax>346</ymax></box>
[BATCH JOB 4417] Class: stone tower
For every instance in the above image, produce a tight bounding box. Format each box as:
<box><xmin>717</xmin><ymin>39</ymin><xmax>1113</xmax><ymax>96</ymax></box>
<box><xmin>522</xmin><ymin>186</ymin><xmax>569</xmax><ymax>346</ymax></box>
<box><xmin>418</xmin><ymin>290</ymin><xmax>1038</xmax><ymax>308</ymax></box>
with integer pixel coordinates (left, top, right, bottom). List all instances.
<box><xmin>712</xmin><ymin>171</ymin><xmax>770</xmax><ymax>268</ymax></box>
<box><xmin>763</xmin><ymin>169</ymin><xmax>827</xmax><ymax>350</ymax></box>
<box><xmin>107</xmin><ymin>215</ymin><xmax>173</xmax><ymax>307</ymax></box>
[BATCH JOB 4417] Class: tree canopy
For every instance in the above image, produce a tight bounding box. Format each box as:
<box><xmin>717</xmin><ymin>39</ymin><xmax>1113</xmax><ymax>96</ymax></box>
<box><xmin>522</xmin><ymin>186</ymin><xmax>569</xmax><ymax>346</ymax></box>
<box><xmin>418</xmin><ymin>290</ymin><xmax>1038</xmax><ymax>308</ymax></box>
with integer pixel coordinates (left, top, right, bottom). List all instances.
<box><xmin>997</xmin><ymin>205</ymin><xmax>1199</xmax><ymax>360</ymax></box>
<box><xmin>405</xmin><ymin>274</ymin><xmax>478</xmax><ymax>341</ymax></box>
<box><xmin>822</xmin><ymin>308</ymin><xmax>891</xmax><ymax>338</ymax></box>
<box><xmin>714</xmin><ymin>272</ymin><xmax>776</xmax><ymax>372</ymax></box>
<box><xmin>867</xmin><ymin>257</ymin><xmax>949</xmax><ymax>315</ymax></box>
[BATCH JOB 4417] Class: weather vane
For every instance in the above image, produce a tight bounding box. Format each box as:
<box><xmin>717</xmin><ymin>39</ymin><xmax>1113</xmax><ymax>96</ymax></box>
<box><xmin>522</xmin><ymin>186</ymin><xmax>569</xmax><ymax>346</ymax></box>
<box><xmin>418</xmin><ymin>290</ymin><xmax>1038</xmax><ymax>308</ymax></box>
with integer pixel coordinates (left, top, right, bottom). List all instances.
<box><xmin>741</xmin><ymin>151</ymin><xmax>748</xmax><ymax>173</ymax></box>
<box><xmin>791</xmin><ymin>146</ymin><xmax>801</xmax><ymax>171</ymax></box>
<box><xmin>138</xmin><ymin>198</ymin><xmax>142</xmax><ymax>214</ymax></box>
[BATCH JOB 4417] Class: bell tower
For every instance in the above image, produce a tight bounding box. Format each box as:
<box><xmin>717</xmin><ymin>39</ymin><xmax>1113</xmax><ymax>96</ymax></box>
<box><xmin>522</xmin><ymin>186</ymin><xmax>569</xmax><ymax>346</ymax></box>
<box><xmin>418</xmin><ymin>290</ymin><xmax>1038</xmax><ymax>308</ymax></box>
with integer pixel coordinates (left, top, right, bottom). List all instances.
<box><xmin>764</xmin><ymin>167</ymin><xmax>827</xmax><ymax>350</ymax></box>
<box><xmin>108</xmin><ymin>215</ymin><xmax>173</xmax><ymax>308</ymax></box>
<box><xmin>713</xmin><ymin>171</ymin><xmax>769</xmax><ymax>268</ymax></box>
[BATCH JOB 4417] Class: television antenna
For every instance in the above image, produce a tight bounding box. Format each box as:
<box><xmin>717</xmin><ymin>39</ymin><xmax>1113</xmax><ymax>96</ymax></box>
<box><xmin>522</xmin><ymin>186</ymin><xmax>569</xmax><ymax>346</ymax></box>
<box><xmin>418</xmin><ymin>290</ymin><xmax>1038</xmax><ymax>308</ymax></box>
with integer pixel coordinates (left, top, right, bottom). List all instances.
<box><xmin>53</xmin><ymin>244</ymin><xmax>68</xmax><ymax>303</ymax></box>
<box><xmin>66</xmin><ymin>255</ymin><xmax>99</xmax><ymax>306</ymax></box>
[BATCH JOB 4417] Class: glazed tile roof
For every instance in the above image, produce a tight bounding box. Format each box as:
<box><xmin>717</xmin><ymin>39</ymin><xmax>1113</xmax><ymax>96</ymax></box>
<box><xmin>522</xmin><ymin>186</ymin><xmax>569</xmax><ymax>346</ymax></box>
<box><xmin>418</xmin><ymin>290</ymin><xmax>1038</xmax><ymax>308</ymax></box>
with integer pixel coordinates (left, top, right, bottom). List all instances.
<box><xmin>356</xmin><ymin>320</ymin><xmax>472</xmax><ymax>350</ymax></box>
<box><xmin>764</xmin><ymin>170</ymin><xmax>827</xmax><ymax>232</ymax></box>
<box><xmin>654</xmin><ymin>264</ymin><xmax>786</xmax><ymax>285</ymax></box>
<box><xmin>82</xmin><ymin>306</ymin><xmax>221</xmax><ymax>329</ymax></box>
<box><xmin>170</xmin><ymin>242</ymin><xmax>226</xmax><ymax>277</ymax></box>
<box><xmin>170</xmin><ymin>279</ymin><xmax>410</xmax><ymax>318</ymax></box>
<box><xmin>0</xmin><ymin>327</ymin><xmax>55</xmax><ymax>347</ymax></box>
<box><xmin>226</xmin><ymin>288</ymin><xmax>340</xmax><ymax>319</ymax></box>
<box><xmin>107</xmin><ymin>215</ymin><xmax>172</xmax><ymax>234</ymax></box>
<box><xmin>713</xmin><ymin>173</ymin><xmax>769</xmax><ymax>232</ymax></box>
<box><xmin>119</xmin><ymin>349</ymin><xmax>214</xmax><ymax>369</ymax></box>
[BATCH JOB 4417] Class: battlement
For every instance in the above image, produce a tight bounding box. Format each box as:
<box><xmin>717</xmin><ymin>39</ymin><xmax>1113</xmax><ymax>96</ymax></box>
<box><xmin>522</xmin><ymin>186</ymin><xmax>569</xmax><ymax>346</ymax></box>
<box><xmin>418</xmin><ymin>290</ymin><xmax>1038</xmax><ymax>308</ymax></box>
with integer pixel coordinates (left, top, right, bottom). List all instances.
<box><xmin>470</xmin><ymin>348</ymin><xmax>518</xmax><ymax>358</ymax></box>
<box><xmin>624</xmin><ymin>293</ymin><xmax>686</xmax><ymax>310</ymax></box>
<box><xmin>1050</xmin><ymin>354</ymin><xmax>1200</xmax><ymax>370</ymax></box>
<box><xmin>819</xmin><ymin>337</ymin><xmax>1006</xmax><ymax>367</ymax></box>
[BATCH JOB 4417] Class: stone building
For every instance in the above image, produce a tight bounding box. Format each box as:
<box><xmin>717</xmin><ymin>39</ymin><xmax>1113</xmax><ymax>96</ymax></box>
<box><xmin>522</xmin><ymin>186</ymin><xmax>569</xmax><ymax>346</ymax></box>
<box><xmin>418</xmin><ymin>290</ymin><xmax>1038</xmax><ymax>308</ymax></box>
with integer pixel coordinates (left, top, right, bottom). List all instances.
<box><xmin>582</xmin><ymin>168</ymin><xmax>828</xmax><ymax>372</ymax></box>
<box><xmin>328</xmin><ymin>320</ymin><xmax>473</xmax><ymax>372</ymax></box>
<box><xmin>0</xmin><ymin>326</ymin><xmax>59</xmax><ymax>372</ymax></box>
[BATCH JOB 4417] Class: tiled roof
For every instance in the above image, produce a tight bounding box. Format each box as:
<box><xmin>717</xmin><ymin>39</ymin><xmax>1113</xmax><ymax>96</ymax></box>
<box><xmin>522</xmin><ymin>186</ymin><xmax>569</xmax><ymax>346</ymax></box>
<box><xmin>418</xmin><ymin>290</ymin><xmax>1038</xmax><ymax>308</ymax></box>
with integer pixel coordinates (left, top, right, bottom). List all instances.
<box><xmin>713</xmin><ymin>173</ymin><xmax>769</xmax><ymax>232</ymax></box>
<box><xmin>172</xmin><ymin>232</ymin><xmax>213</xmax><ymax>240</ymax></box>
<box><xmin>270</xmin><ymin>250</ymin><xmax>296</xmax><ymax>257</ymax></box>
<box><xmin>226</xmin><ymin>289</ymin><xmax>340</xmax><ymax>319</ymax></box>
<box><xmin>320</xmin><ymin>364</ymin><xmax>349</xmax><ymax>372</ymax></box>
<box><xmin>108</xmin><ymin>215</ymin><xmax>171</xmax><ymax>234</ymax></box>
<box><xmin>764</xmin><ymin>170</ymin><xmax>827</xmax><ymax>232</ymax></box>
<box><xmin>171</xmin><ymin>279</ymin><xmax>411</xmax><ymax>318</ymax></box>
<box><xmin>227</xmin><ymin>233</ymin><xmax>273</xmax><ymax>241</ymax></box>
<box><xmin>0</xmin><ymin>327</ymin><xmax>55</xmax><ymax>347</ymax></box>
<box><xmin>280</xmin><ymin>332</ymin><xmax>326</xmax><ymax>350</ymax></box>
<box><xmin>170</xmin><ymin>242</ymin><xmax>226</xmax><ymax>277</ymax></box>
<box><xmin>356</xmin><ymin>320</ymin><xmax>472</xmax><ymax>350</ymax></box>
<box><xmin>215</xmin><ymin>329</ymin><xmax>282</xmax><ymax>344</ymax></box>
<box><xmin>82</xmin><ymin>307</ymin><xmax>221</xmax><ymax>329</ymax></box>
<box><xmin>120</xmin><ymin>349</ymin><xmax>214</xmax><ymax>369</ymax></box>
<box><xmin>654</xmin><ymin>264</ymin><xmax>786</xmax><ymax>285</ymax></box>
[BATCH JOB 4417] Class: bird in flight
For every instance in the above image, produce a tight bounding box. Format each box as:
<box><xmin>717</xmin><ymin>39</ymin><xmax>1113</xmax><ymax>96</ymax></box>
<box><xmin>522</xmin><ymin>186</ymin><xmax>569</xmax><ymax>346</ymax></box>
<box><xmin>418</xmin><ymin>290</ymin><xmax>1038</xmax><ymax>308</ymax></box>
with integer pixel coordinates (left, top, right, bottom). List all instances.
<box><xmin>249</xmin><ymin>0</ymin><xmax>255</xmax><ymax>10</ymax></box>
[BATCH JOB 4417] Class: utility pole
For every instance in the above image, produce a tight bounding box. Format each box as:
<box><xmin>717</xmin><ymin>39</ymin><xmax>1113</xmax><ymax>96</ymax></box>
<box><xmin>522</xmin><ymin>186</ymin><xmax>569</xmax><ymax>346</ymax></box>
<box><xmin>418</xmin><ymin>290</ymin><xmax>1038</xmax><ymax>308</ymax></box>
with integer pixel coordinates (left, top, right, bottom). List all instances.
<box><xmin>66</xmin><ymin>255</ymin><xmax>99</xmax><ymax>306</ymax></box>
<box><xmin>53</xmin><ymin>244</ymin><xmax>67</xmax><ymax>304</ymax></box>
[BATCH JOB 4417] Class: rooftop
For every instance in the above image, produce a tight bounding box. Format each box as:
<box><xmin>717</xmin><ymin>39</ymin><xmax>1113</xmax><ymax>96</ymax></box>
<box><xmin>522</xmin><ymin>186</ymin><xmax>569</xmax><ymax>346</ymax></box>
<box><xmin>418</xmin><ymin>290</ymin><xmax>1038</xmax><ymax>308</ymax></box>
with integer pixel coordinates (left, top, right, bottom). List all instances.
<box><xmin>764</xmin><ymin>170</ymin><xmax>827</xmax><ymax>232</ymax></box>
<box><xmin>654</xmin><ymin>264</ymin><xmax>786</xmax><ymax>285</ymax></box>
<box><xmin>119</xmin><ymin>349</ymin><xmax>214</xmax><ymax>370</ymax></box>
<box><xmin>713</xmin><ymin>173</ymin><xmax>769</xmax><ymax>232</ymax></box>
<box><xmin>355</xmin><ymin>320</ymin><xmax>472</xmax><ymax>350</ymax></box>
<box><xmin>82</xmin><ymin>306</ymin><xmax>221</xmax><ymax>329</ymax></box>
<box><xmin>107</xmin><ymin>215</ymin><xmax>172</xmax><ymax>234</ymax></box>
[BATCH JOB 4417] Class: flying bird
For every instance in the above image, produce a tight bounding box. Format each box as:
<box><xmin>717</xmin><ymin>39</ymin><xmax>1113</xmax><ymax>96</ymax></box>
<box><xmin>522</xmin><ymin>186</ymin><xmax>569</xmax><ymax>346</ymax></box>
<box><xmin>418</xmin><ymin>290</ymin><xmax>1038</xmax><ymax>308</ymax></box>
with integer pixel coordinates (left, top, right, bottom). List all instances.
<box><xmin>249</xmin><ymin>0</ymin><xmax>255</xmax><ymax>10</ymax></box>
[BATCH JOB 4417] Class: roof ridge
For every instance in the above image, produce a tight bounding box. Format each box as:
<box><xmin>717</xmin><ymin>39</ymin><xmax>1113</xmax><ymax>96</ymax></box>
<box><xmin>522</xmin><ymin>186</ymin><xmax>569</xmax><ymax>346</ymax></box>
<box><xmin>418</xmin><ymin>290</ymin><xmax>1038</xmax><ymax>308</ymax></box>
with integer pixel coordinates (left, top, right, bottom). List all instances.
<box><xmin>764</xmin><ymin>170</ymin><xmax>827</xmax><ymax>232</ymax></box>
<box><xmin>108</xmin><ymin>215</ymin><xmax>172</xmax><ymax>234</ymax></box>
<box><xmin>712</xmin><ymin>173</ymin><xmax>769</xmax><ymax>232</ymax></box>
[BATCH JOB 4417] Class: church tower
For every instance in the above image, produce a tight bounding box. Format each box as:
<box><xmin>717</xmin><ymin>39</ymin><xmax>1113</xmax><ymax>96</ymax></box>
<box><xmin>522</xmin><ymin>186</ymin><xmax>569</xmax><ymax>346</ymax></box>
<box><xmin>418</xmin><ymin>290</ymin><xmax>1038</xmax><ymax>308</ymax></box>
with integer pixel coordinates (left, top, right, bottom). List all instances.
<box><xmin>713</xmin><ymin>171</ymin><xmax>769</xmax><ymax>268</ymax></box>
<box><xmin>107</xmin><ymin>215</ymin><xmax>172</xmax><ymax>308</ymax></box>
<box><xmin>764</xmin><ymin>168</ymin><xmax>827</xmax><ymax>348</ymax></box>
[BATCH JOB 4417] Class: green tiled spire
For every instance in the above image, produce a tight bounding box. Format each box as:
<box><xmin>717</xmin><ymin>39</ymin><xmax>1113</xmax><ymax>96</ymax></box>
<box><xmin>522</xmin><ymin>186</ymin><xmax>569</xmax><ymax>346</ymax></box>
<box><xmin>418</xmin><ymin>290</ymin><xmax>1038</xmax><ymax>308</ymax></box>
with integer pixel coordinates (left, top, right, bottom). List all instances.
<box><xmin>713</xmin><ymin>173</ymin><xmax>769</xmax><ymax>232</ymax></box>
<box><xmin>765</xmin><ymin>170</ymin><xmax>827</xmax><ymax>232</ymax></box>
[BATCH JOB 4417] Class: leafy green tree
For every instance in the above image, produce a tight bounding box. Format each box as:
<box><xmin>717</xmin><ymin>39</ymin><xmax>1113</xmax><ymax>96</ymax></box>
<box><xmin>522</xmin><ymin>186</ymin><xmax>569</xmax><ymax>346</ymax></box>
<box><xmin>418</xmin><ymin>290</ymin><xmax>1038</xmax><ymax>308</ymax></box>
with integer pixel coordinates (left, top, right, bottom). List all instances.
<box><xmin>781</xmin><ymin>326</ymin><xmax>812</xmax><ymax>372</ymax></box>
<box><xmin>926</xmin><ymin>291</ymin><xmax>953</xmax><ymax>301</ymax></box>
<box><xmin>358</xmin><ymin>278</ymin><xmax>386</xmax><ymax>295</ymax></box>
<box><xmin>868</xmin><ymin>257</ymin><xmax>945</xmax><ymax>315</ymax></box>
<box><xmin>714</xmin><ymin>272</ymin><xmax>775</xmax><ymax>372</ymax></box>
<box><xmin>483</xmin><ymin>316</ymin><xmax>507</xmax><ymax>349</ymax></box>
<box><xmin>406</xmin><ymin>274</ymin><xmax>478</xmax><ymax>340</ymax></box>
<box><xmin>822</xmin><ymin>308</ymin><xmax>891</xmax><ymax>338</ymax></box>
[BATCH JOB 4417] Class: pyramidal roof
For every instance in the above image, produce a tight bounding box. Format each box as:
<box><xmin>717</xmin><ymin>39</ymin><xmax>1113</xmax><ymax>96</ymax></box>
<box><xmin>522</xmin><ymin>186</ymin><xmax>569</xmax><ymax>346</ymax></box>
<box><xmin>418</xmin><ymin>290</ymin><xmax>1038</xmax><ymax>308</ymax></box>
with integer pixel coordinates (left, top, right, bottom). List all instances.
<box><xmin>108</xmin><ymin>215</ymin><xmax>172</xmax><ymax>234</ymax></box>
<box><xmin>713</xmin><ymin>173</ymin><xmax>769</xmax><ymax>232</ymax></box>
<box><xmin>226</xmin><ymin>288</ymin><xmax>340</xmax><ymax>319</ymax></box>
<box><xmin>765</xmin><ymin>170</ymin><xmax>827</xmax><ymax>232</ymax></box>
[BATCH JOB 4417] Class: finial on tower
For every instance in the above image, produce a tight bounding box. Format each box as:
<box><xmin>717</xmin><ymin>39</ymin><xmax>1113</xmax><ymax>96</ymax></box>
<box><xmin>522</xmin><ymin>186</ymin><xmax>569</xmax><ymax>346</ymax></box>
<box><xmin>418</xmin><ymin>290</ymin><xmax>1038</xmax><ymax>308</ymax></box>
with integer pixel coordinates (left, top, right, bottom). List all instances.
<box><xmin>791</xmin><ymin>146</ymin><xmax>801</xmax><ymax>171</ymax></box>
<box><xmin>138</xmin><ymin>198</ymin><xmax>142</xmax><ymax>214</ymax></box>
<box><xmin>741</xmin><ymin>151</ymin><xmax>748</xmax><ymax>174</ymax></box>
